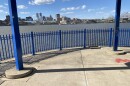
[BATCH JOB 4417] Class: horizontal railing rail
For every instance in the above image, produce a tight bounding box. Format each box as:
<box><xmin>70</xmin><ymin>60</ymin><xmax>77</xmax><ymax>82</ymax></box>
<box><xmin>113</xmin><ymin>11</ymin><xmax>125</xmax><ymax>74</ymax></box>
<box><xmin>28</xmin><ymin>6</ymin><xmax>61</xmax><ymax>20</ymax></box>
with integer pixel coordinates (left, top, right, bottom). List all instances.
<box><xmin>0</xmin><ymin>28</ymin><xmax>130</xmax><ymax>60</ymax></box>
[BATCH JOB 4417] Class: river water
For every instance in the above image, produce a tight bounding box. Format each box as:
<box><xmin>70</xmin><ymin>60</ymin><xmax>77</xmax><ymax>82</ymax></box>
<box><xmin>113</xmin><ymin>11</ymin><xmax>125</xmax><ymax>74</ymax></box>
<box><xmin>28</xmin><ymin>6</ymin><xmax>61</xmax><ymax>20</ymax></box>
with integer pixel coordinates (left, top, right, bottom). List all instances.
<box><xmin>0</xmin><ymin>23</ymin><xmax>130</xmax><ymax>35</ymax></box>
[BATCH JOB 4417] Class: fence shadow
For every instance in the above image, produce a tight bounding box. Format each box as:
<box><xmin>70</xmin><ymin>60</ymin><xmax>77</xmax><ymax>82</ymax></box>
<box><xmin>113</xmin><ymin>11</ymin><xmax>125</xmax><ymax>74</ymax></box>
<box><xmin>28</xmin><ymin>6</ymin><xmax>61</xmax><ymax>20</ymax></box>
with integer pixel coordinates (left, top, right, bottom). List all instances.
<box><xmin>0</xmin><ymin>48</ymin><xmax>86</xmax><ymax>77</ymax></box>
<box><xmin>34</xmin><ymin>62</ymin><xmax>130</xmax><ymax>73</ymax></box>
<box><xmin>23</xmin><ymin>47</ymin><xmax>86</xmax><ymax>64</ymax></box>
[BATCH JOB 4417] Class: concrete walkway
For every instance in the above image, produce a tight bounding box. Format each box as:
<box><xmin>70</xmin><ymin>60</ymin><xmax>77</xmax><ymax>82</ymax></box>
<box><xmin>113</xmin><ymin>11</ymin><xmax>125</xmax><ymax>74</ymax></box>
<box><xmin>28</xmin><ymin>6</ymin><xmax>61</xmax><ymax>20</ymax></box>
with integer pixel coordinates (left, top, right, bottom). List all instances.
<box><xmin>1</xmin><ymin>47</ymin><xmax>130</xmax><ymax>86</ymax></box>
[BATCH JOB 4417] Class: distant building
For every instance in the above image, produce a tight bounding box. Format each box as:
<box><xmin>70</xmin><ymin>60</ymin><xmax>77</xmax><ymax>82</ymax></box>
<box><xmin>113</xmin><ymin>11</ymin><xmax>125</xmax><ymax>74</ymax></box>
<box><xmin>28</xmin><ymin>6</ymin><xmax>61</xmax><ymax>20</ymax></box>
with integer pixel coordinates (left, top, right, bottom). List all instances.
<box><xmin>60</xmin><ymin>16</ymin><xmax>71</xmax><ymax>24</ymax></box>
<box><xmin>49</xmin><ymin>15</ymin><xmax>53</xmax><ymax>21</ymax></box>
<box><xmin>26</xmin><ymin>16</ymin><xmax>33</xmax><ymax>21</ymax></box>
<box><xmin>43</xmin><ymin>16</ymin><xmax>46</xmax><ymax>21</ymax></box>
<box><xmin>5</xmin><ymin>15</ymin><xmax>10</xmax><ymax>25</ymax></box>
<box><xmin>36</xmin><ymin>13</ymin><xmax>39</xmax><ymax>20</ymax></box>
<box><xmin>0</xmin><ymin>20</ymin><xmax>3</xmax><ymax>25</ymax></box>
<box><xmin>56</xmin><ymin>14</ymin><xmax>61</xmax><ymax>24</ymax></box>
<box><xmin>36</xmin><ymin>13</ymin><xmax>43</xmax><ymax>23</ymax></box>
<box><xmin>72</xmin><ymin>18</ymin><xmax>82</xmax><ymax>24</ymax></box>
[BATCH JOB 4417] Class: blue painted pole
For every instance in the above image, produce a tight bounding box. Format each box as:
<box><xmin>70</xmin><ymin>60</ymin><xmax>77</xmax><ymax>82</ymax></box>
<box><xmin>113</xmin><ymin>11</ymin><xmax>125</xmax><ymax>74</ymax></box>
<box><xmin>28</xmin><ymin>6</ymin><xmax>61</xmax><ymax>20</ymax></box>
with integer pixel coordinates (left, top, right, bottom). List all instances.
<box><xmin>8</xmin><ymin>0</ymin><xmax>23</xmax><ymax>70</ymax></box>
<box><xmin>113</xmin><ymin>0</ymin><xmax>122</xmax><ymax>51</ymax></box>
<box><xmin>84</xmin><ymin>29</ymin><xmax>86</xmax><ymax>48</ymax></box>
<box><xmin>31</xmin><ymin>32</ymin><xmax>35</xmax><ymax>55</ymax></box>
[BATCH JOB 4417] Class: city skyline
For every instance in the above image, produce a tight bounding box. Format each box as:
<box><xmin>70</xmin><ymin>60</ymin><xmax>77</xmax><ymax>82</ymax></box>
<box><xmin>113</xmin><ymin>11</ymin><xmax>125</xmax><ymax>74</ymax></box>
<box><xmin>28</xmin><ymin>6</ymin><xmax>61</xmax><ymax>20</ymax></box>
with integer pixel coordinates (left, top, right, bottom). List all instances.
<box><xmin>0</xmin><ymin>0</ymin><xmax>130</xmax><ymax>20</ymax></box>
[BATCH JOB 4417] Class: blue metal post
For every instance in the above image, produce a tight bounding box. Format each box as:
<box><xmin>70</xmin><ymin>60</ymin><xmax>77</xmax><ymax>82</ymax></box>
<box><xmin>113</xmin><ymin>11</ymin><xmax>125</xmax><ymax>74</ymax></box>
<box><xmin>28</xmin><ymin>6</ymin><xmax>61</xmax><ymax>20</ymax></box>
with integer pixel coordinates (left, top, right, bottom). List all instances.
<box><xmin>8</xmin><ymin>0</ymin><xmax>23</xmax><ymax>70</ymax></box>
<box><xmin>84</xmin><ymin>29</ymin><xmax>86</xmax><ymax>48</ymax></box>
<box><xmin>109</xmin><ymin>28</ymin><xmax>113</xmax><ymax>47</ymax></box>
<box><xmin>31</xmin><ymin>32</ymin><xmax>35</xmax><ymax>55</ymax></box>
<box><xmin>113</xmin><ymin>0</ymin><xmax>122</xmax><ymax>51</ymax></box>
<box><xmin>59</xmin><ymin>30</ymin><xmax>62</xmax><ymax>50</ymax></box>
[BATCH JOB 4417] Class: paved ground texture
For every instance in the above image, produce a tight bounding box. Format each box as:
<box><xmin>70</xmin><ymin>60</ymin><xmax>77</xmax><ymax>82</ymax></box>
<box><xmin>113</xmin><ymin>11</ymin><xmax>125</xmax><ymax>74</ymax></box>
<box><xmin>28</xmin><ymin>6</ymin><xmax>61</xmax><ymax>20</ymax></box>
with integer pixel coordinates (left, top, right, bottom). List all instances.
<box><xmin>1</xmin><ymin>47</ymin><xmax>130</xmax><ymax>86</ymax></box>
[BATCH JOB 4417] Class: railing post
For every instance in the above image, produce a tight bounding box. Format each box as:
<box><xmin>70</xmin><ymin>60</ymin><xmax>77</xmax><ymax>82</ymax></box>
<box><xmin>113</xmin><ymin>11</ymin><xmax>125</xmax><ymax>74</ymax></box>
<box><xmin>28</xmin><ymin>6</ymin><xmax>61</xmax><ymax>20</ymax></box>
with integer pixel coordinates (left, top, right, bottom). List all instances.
<box><xmin>109</xmin><ymin>28</ymin><xmax>113</xmax><ymax>47</ymax></box>
<box><xmin>59</xmin><ymin>30</ymin><xmax>62</xmax><ymax>50</ymax></box>
<box><xmin>31</xmin><ymin>32</ymin><xmax>35</xmax><ymax>55</ymax></box>
<box><xmin>84</xmin><ymin>29</ymin><xmax>86</xmax><ymax>48</ymax></box>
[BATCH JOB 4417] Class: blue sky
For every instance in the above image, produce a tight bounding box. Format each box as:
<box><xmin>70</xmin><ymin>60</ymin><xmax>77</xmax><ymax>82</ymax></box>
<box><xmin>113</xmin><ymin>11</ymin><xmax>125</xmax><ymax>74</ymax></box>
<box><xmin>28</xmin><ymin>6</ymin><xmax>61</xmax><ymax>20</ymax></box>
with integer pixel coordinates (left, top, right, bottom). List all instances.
<box><xmin>0</xmin><ymin>0</ymin><xmax>130</xmax><ymax>20</ymax></box>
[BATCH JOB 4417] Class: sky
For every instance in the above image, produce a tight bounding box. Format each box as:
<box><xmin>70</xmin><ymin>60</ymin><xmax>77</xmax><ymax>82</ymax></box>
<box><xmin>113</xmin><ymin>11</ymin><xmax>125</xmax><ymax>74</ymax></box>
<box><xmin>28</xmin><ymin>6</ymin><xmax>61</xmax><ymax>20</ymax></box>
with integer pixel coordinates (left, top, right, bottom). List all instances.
<box><xmin>0</xmin><ymin>0</ymin><xmax>130</xmax><ymax>20</ymax></box>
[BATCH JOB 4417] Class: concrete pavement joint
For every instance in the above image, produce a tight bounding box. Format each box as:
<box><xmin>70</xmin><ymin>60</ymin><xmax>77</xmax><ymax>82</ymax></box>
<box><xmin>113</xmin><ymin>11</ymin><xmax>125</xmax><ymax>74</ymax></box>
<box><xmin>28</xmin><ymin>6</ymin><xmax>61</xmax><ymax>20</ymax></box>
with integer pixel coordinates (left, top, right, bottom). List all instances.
<box><xmin>80</xmin><ymin>50</ymin><xmax>89</xmax><ymax>86</ymax></box>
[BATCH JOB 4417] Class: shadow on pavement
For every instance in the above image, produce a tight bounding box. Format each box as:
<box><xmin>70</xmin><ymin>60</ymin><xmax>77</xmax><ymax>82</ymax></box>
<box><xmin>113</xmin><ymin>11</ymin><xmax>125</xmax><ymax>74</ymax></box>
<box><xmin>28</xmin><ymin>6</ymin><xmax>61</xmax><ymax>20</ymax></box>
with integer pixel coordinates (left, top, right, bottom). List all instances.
<box><xmin>0</xmin><ymin>48</ymin><xmax>84</xmax><ymax>77</ymax></box>
<box><xmin>34</xmin><ymin>62</ymin><xmax>130</xmax><ymax>73</ymax></box>
<box><xmin>24</xmin><ymin>48</ymin><xmax>84</xmax><ymax>64</ymax></box>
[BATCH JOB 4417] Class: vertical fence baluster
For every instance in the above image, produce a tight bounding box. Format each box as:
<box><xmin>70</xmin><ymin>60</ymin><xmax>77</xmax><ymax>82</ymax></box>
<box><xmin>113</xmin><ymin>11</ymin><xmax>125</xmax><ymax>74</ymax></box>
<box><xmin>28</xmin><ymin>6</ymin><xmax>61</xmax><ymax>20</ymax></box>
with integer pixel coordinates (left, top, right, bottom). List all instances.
<box><xmin>56</xmin><ymin>31</ymin><xmax>58</xmax><ymax>49</ymax></box>
<box><xmin>31</xmin><ymin>32</ymin><xmax>35</xmax><ymax>55</ymax></box>
<box><xmin>39</xmin><ymin>32</ymin><xmax>42</xmax><ymax>51</ymax></box>
<box><xmin>23</xmin><ymin>33</ymin><xmax>27</xmax><ymax>54</ymax></box>
<box><xmin>59</xmin><ymin>30</ymin><xmax>62</xmax><ymax>50</ymax></box>
<box><xmin>127</xmin><ymin>29</ymin><xmax>130</xmax><ymax>46</ymax></box>
<box><xmin>126</xmin><ymin>29</ymin><xmax>129</xmax><ymax>46</ymax></box>
<box><xmin>88</xmin><ymin>29</ymin><xmax>90</xmax><ymax>46</ymax></box>
<box><xmin>38</xmin><ymin>32</ymin><xmax>40</xmax><ymax>51</ymax></box>
<box><xmin>9</xmin><ymin>35</ymin><xmax>13</xmax><ymax>58</ymax></box>
<box><xmin>26</xmin><ymin>33</ymin><xmax>29</xmax><ymax>54</ymax></box>
<box><xmin>119</xmin><ymin>29</ymin><xmax>121</xmax><ymax>46</ymax></box>
<box><xmin>129</xmin><ymin>29</ymin><xmax>130</xmax><ymax>46</ymax></box>
<box><xmin>21</xmin><ymin>33</ymin><xmax>24</xmax><ymax>55</ymax></box>
<box><xmin>3</xmin><ymin>35</ymin><xmax>7</xmax><ymax>59</ymax></box>
<box><xmin>41</xmin><ymin>32</ymin><xmax>43</xmax><ymax>51</ymax></box>
<box><xmin>49</xmin><ymin>32</ymin><xmax>51</xmax><ymax>50</ymax></box>
<box><xmin>6</xmin><ymin>35</ymin><xmax>10</xmax><ymax>58</ymax></box>
<box><xmin>44</xmin><ymin>32</ymin><xmax>47</xmax><ymax>51</ymax></box>
<box><xmin>52</xmin><ymin>31</ymin><xmax>54</xmax><ymax>49</ymax></box>
<box><xmin>74</xmin><ymin>30</ymin><xmax>77</xmax><ymax>47</ymax></box>
<box><xmin>41</xmin><ymin>32</ymin><xmax>44</xmax><ymax>51</ymax></box>
<box><xmin>109</xmin><ymin>28</ymin><xmax>112</xmax><ymax>47</ymax></box>
<box><xmin>0</xmin><ymin>35</ymin><xmax>4</xmax><ymax>60</ymax></box>
<box><xmin>28</xmin><ymin>33</ymin><xmax>31</xmax><ymax>54</ymax></box>
<box><xmin>36</xmin><ymin>32</ymin><xmax>38</xmax><ymax>52</ymax></box>
<box><xmin>123</xmin><ymin>29</ymin><xmax>125</xmax><ymax>46</ymax></box>
<box><xmin>67</xmin><ymin>30</ymin><xmax>69</xmax><ymax>47</ymax></box>
<box><xmin>62</xmin><ymin>31</ymin><xmax>64</xmax><ymax>48</ymax></box>
<box><xmin>84</xmin><ymin>29</ymin><xmax>86</xmax><ymax>48</ymax></box>
<box><xmin>97</xmin><ymin>30</ymin><xmax>99</xmax><ymax>46</ymax></box>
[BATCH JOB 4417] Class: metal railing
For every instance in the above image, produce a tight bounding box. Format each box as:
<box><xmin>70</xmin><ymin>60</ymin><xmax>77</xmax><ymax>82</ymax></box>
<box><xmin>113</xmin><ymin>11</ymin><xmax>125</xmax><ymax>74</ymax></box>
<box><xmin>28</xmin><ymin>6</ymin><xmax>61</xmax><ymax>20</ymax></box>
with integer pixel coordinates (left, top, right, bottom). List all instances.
<box><xmin>0</xmin><ymin>28</ymin><xmax>130</xmax><ymax>60</ymax></box>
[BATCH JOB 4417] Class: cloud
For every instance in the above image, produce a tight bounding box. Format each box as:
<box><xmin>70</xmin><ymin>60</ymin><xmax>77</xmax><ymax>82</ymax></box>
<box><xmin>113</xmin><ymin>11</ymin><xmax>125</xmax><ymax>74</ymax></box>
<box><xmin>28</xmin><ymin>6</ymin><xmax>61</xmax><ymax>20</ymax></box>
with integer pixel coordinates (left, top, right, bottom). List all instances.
<box><xmin>0</xmin><ymin>10</ymin><xmax>8</xmax><ymax>14</ymax></box>
<box><xmin>0</xmin><ymin>10</ymin><xmax>4</xmax><ymax>13</ymax></box>
<box><xmin>100</xmin><ymin>7</ymin><xmax>106</xmax><ymax>10</ymax></box>
<box><xmin>4</xmin><ymin>3</ymin><xmax>8</xmax><ymax>6</ymax></box>
<box><xmin>62</xmin><ymin>0</ymin><xmax>70</xmax><ymax>2</ymax></box>
<box><xmin>61</xmin><ymin>12</ymin><xmax>74</xmax><ymax>15</ymax></box>
<box><xmin>29</xmin><ymin>0</ymin><xmax>55</xmax><ymax>5</ymax></box>
<box><xmin>61</xmin><ymin>5</ymin><xmax>86</xmax><ymax>11</ymax></box>
<box><xmin>18</xmin><ymin>5</ymin><xmax>28</xmax><ymax>9</ymax></box>
<box><xmin>81</xmin><ymin>5</ymin><xmax>86</xmax><ymax>9</ymax></box>
<box><xmin>5</xmin><ymin>12</ymin><xmax>8</xmax><ymax>14</ymax></box>
<box><xmin>20</xmin><ymin>12</ymin><xmax>30</xmax><ymax>14</ymax></box>
<box><xmin>0</xmin><ymin>5</ymin><xmax>6</xmax><ymax>8</ymax></box>
<box><xmin>88</xmin><ymin>9</ymin><xmax>95</xmax><ymax>12</ymax></box>
<box><xmin>111</xmin><ymin>10</ymin><xmax>115</xmax><ymax>13</ymax></box>
<box><xmin>96</xmin><ymin>11</ymin><xmax>104</xmax><ymax>14</ymax></box>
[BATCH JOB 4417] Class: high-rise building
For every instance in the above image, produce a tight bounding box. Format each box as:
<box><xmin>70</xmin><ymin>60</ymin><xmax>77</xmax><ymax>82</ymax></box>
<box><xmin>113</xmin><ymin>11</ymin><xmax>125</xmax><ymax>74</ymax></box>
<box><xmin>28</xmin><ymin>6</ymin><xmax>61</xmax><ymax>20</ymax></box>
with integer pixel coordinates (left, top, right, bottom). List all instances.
<box><xmin>36</xmin><ymin>13</ymin><xmax>39</xmax><ymax>20</ymax></box>
<box><xmin>40</xmin><ymin>13</ymin><xmax>42</xmax><ymax>18</ymax></box>
<box><xmin>36</xmin><ymin>13</ymin><xmax>43</xmax><ymax>23</ymax></box>
<box><xmin>49</xmin><ymin>15</ymin><xmax>53</xmax><ymax>21</ymax></box>
<box><xmin>56</xmin><ymin>14</ymin><xmax>61</xmax><ymax>24</ymax></box>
